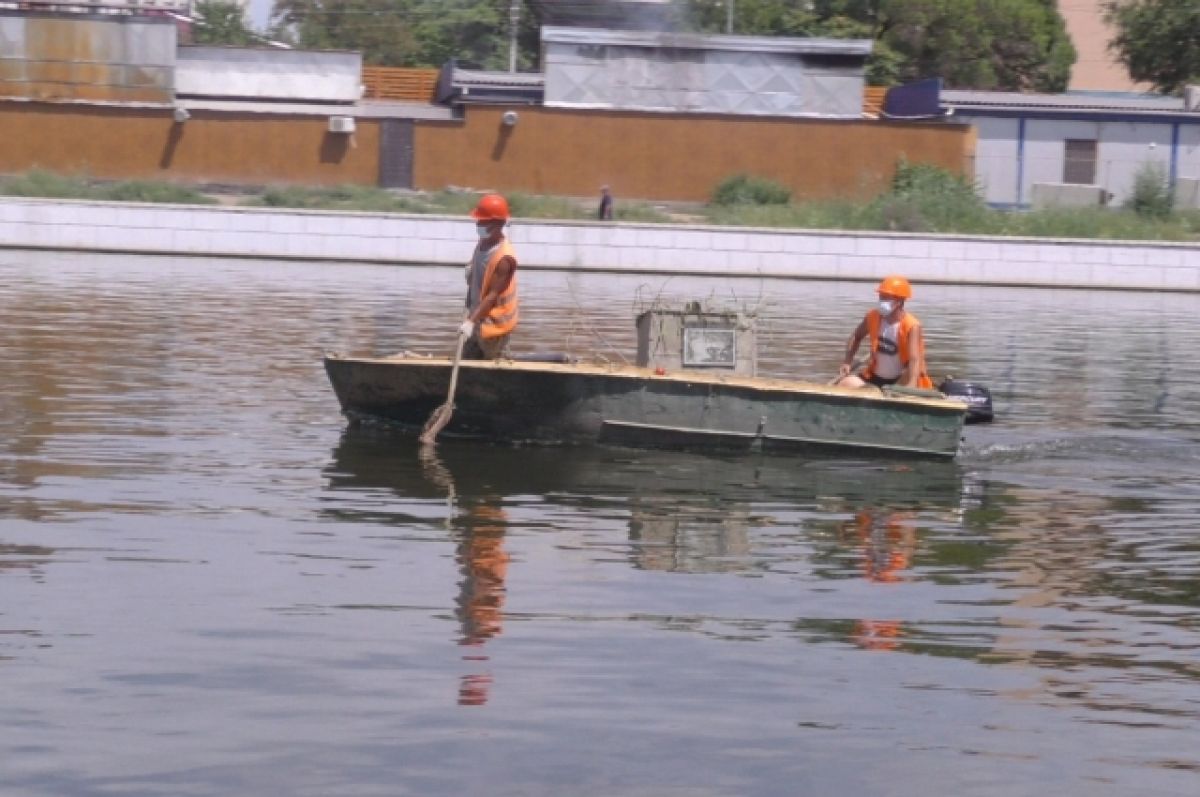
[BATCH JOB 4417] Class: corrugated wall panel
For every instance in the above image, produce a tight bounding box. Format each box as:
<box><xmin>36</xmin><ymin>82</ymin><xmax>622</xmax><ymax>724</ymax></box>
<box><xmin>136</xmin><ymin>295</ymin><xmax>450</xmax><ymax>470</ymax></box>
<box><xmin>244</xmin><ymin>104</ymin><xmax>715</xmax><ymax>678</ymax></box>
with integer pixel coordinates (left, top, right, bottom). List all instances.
<box><xmin>414</xmin><ymin>106</ymin><xmax>975</xmax><ymax>203</ymax></box>
<box><xmin>0</xmin><ymin>101</ymin><xmax>972</xmax><ymax>201</ymax></box>
<box><xmin>0</xmin><ymin>104</ymin><xmax>380</xmax><ymax>187</ymax></box>
<box><xmin>0</xmin><ymin>16</ymin><xmax>175</xmax><ymax>104</ymax></box>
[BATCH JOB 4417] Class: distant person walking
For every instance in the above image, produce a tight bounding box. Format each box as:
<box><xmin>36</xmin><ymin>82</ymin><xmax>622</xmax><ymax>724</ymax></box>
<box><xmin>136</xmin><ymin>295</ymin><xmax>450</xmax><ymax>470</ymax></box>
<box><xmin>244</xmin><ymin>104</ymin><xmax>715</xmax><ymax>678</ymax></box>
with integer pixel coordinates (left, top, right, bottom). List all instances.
<box><xmin>598</xmin><ymin>185</ymin><xmax>614</xmax><ymax>221</ymax></box>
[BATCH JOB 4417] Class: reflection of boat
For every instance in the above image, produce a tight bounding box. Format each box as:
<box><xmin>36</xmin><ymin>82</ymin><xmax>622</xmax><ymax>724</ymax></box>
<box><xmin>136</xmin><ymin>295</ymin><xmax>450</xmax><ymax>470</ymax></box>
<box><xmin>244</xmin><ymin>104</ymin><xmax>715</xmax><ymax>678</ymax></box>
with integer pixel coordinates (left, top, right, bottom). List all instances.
<box><xmin>323</xmin><ymin>427</ymin><xmax>970</xmax><ymax>508</ymax></box>
<box><xmin>323</xmin><ymin>355</ymin><xmax>967</xmax><ymax>458</ymax></box>
<box><xmin>324</xmin><ymin>427</ymin><xmax>979</xmax><ymax>584</ymax></box>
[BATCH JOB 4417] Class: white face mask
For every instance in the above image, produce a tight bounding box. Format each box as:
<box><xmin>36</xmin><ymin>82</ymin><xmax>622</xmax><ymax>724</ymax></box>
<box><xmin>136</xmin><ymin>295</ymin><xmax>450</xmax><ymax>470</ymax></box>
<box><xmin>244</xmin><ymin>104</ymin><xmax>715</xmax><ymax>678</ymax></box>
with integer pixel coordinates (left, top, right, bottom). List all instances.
<box><xmin>879</xmin><ymin>299</ymin><xmax>897</xmax><ymax>317</ymax></box>
<box><xmin>476</xmin><ymin>223</ymin><xmax>492</xmax><ymax>240</ymax></box>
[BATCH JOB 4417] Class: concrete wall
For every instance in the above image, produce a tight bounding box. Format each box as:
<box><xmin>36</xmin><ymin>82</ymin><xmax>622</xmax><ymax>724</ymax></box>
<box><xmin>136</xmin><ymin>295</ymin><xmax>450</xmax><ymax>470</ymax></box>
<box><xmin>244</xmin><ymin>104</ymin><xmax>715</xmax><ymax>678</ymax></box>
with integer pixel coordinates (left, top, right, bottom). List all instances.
<box><xmin>1059</xmin><ymin>0</ymin><xmax>1147</xmax><ymax>92</ymax></box>
<box><xmin>415</xmin><ymin>105</ymin><xmax>975</xmax><ymax>202</ymax></box>
<box><xmin>1</xmin><ymin>196</ymin><xmax>1196</xmax><ymax>293</ymax></box>
<box><xmin>1176</xmin><ymin>178</ymin><xmax>1200</xmax><ymax>210</ymax></box>
<box><xmin>971</xmin><ymin>116</ymin><xmax>1020</xmax><ymax>206</ymax></box>
<box><xmin>1181</xmin><ymin>124</ymin><xmax>1200</xmax><ymax>184</ymax></box>
<box><xmin>176</xmin><ymin>46</ymin><xmax>362</xmax><ymax>102</ymax></box>
<box><xmin>0</xmin><ymin>102</ymin><xmax>380</xmax><ymax>186</ymax></box>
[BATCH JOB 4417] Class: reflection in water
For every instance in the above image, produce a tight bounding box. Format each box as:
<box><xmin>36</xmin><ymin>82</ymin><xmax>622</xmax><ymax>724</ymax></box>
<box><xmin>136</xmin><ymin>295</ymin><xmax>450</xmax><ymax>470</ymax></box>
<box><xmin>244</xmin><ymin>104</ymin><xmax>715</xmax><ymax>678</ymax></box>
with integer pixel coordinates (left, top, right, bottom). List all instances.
<box><xmin>628</xmin><ymin>503</ymin><xmax>752</xmax><ymax>573</ymax></box>
<box><xmin>844</xmin><ymin>508</ymin><xmax>917</xmax><ymax>585</ymax></box>
<box><xmin>0</xmin><ymin>543</ymin><xmax>56</xmax><ymax>582</ymax></box>
<box><xmin>6</xmin><ymin>253</ymin><xmax>1200</xmax><ymax>796</ymax></box>
<box><xmin>418</xmin><ymin>445</ymin><xmax>509</xmax><ymax>706</ymax></box>
<box><xmin>842</xmin><ymin>508</ymin><xmax>918</xmax><ymax>651</ymax></box>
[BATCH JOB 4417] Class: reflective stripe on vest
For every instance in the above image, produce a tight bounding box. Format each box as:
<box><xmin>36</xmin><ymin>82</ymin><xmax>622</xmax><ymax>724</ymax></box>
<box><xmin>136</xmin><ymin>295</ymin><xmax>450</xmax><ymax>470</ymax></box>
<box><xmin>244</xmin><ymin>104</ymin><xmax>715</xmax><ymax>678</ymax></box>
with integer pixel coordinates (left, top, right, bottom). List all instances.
<box><xmin>480</xmin><ymin>239</ymin><xmax>518</xmax><ymax>339</ymax></box>
<box><xmin>863</xmin><ymin>309</ymin><xmax>932</xmax><ymax>389</ymax></box>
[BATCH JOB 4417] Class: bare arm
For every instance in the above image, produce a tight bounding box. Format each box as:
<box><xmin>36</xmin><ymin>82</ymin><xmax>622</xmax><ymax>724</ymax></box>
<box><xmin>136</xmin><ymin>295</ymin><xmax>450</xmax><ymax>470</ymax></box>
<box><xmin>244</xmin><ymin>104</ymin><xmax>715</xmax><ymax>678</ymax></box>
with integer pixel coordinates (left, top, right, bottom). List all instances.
<box><xmin>905</xmin><ymin>322</ymin><xmax>926</xmax><ymax>387</ymax></box>
<box><xmin>838</xmin><ymin>317</ymin><xmax>869</xmax><ymax>378</ymax></box>
<box><xmin>468</xmin><ymin>256</ymin><xmax>515</xmax><ymax>325</ymax></box>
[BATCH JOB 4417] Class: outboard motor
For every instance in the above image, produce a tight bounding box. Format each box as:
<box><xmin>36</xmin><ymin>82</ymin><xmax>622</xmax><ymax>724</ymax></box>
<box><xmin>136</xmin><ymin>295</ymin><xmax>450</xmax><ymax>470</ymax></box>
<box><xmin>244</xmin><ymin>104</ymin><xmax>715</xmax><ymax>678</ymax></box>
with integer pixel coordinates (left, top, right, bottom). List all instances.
<box><xmin>938</xmin><ymin>377</ymin><xmax>994</xmax><ymax>424</ymax></box>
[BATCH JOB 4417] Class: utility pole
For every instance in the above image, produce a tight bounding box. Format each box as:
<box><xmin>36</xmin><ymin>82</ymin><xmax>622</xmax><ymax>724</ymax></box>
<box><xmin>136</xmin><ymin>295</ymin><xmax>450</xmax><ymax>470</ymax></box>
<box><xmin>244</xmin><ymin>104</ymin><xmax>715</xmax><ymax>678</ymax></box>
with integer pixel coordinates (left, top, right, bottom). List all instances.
<box><xmin>508</xmin><ymin>0</ymin><xmax>520</xmax><ymax>73</ymax></box>
<box><xmin>726</xmin><ymin>0</ymin><xmax>733</xmax><ymax>34</ymax></box>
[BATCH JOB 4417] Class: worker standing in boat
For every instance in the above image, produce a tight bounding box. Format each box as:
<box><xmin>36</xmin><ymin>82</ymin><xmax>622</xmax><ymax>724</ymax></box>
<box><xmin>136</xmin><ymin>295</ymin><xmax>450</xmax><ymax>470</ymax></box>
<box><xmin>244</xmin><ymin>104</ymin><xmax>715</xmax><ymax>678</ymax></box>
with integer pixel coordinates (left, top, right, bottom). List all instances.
<box><xmin>460</xmin><ymin>193</ymin><xmax>519</xmax><ymax>360</ymax></box>
<box><xmin>835</xmin><ymin>275</ymin><xmax>932</xmax><ymax>390</ymax></box>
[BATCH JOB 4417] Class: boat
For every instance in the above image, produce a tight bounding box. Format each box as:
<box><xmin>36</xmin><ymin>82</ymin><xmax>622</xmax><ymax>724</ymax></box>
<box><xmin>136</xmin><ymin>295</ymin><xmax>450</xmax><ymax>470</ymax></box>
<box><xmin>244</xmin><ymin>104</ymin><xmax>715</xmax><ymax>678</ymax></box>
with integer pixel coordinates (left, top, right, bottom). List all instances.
<box><xmin>323</xmin><ymin>304</ymin><xmax>971</xmax><ymax>458</ymax></box>
<box><xmin>322</xmin><ymin>358</ymin><xmax>968</xmax><ymax>458</ymax></box>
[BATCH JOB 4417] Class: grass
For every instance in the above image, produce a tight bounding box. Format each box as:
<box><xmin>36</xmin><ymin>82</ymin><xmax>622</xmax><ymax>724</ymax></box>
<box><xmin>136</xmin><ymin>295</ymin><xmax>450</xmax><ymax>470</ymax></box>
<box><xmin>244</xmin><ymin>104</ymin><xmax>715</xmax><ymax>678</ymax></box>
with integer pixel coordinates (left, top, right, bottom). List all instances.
<box><xmin>2</xmin><ymin>168</ymin><xmax>1197</xmax><ymax>242</ymax></box>
<box><xmin>699</xmin><ymin>199</ymin><xmax>1200</xmax><ymax>241</ymax></box>
<box><xmin>250</xmin><ymin>185</ymin><xmax>674</xmax><ymax>223</ymax></box>
<box><xmin>0</xmin><ymin>169</ymin><xmax>214</xmax><ymax>204</ymax></box>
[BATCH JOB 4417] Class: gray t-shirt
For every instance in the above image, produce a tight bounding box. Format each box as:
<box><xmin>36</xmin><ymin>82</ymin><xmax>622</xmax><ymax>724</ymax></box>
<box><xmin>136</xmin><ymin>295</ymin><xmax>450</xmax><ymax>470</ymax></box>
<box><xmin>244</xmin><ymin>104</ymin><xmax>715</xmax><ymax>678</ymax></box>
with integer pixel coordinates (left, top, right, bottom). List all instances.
<box><xmin>467</xmin><ymin>241</ymin><xmax>500</xmax><ymax>312</ymax></box>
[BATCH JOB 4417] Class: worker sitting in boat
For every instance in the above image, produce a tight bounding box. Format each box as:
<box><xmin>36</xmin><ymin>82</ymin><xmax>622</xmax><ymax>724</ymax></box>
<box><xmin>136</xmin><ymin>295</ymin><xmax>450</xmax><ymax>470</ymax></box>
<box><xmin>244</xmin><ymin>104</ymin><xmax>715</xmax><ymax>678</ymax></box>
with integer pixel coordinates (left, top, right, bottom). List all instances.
<box><xmin>835</xmin><ymin>275</ymin><xmax>933</xmax><ymax>390</ymax></box>
<box><xmin>459</xmin><ymin>193</ymin><xmax>519</xmax><ymax>360</ymax></box>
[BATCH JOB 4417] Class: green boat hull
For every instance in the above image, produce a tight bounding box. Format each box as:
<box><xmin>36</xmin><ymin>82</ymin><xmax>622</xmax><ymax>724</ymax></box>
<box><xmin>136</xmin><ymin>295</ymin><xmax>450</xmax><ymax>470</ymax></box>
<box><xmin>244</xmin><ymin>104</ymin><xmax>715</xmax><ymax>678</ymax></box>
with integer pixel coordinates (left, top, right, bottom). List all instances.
<box><xmin>323</xmin><ymin>354</ymin><xmax>967</xmax><ymax>458</ymax></box>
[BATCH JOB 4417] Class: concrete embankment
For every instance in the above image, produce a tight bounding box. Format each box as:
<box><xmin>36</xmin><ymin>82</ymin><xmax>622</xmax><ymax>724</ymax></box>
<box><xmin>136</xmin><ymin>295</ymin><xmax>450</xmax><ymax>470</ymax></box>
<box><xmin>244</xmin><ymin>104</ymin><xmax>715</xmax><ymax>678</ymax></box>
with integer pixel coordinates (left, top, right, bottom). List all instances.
<box><xmin>2</xmin><ymin>196</ymin><xmax>1197</xmax><ymax>292</ymax></box>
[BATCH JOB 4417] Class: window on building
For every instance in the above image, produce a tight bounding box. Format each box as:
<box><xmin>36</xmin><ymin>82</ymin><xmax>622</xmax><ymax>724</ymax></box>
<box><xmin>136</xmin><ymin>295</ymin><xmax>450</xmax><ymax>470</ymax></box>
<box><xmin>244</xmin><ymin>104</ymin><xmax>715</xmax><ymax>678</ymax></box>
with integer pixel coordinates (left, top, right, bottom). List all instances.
<box><xmin>1063</xmin><ymin>139</ymin><xmax>1097</xmax><ymax>184</ymax></box>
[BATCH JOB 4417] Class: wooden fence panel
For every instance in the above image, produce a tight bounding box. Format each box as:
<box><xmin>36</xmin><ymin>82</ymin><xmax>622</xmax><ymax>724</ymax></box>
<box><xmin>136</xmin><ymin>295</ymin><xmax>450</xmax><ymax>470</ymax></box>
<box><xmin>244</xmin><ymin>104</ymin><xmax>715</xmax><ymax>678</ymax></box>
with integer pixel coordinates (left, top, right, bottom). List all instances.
<box><xmin>362</xmin><ymin>67</ymin><xmax>439</xmax><ymax>102</ymax></box>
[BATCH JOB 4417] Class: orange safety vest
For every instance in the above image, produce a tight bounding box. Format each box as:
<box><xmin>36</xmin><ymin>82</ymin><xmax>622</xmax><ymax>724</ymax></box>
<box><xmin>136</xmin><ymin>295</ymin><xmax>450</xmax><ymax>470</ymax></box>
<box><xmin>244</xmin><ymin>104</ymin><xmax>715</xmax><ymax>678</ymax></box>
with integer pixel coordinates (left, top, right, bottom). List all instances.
<box><xmin>862</xmin><ymin>309</ymin><xmax>932</xmax><ymax>389</ymax></box>
<box><xmin>478</xmin><ymin>239</ymin><xmax>518</xmax><ymax>340</ymax></box>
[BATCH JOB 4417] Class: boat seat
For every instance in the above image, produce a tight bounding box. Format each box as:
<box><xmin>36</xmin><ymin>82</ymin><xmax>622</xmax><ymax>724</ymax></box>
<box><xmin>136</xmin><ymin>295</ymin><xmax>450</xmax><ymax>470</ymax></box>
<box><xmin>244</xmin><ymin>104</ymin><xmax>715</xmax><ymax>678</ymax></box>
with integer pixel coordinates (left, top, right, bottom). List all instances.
<box><xmin>510</xmin><ymin>352</ymin><xmax>579</xmax><ymax>364</ymax></box>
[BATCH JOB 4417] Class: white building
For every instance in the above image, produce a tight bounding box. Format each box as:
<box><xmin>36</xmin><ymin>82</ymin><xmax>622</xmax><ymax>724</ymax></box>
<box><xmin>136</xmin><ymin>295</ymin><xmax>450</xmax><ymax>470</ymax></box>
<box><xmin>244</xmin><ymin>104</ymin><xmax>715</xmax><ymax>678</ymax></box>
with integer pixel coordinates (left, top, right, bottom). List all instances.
<box><xmin>941</xmin><ymin>89</ymin><xmax>1200</xmax><ymax>209</ymax></box>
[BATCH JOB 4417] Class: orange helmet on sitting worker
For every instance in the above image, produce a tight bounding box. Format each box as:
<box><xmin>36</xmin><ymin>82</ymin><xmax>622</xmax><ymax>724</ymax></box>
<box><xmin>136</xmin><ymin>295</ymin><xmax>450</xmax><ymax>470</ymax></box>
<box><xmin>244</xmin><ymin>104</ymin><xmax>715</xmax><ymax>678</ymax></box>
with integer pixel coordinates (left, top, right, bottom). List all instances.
<box><xmin>471</xmin><ymin>193</ymin><xmax>510</xmax><ymax>222</ymax></box>
<box><xmin>877</xmin><ymin>274</ymin><xmax>913</xmax><ymax>299</ymax></box>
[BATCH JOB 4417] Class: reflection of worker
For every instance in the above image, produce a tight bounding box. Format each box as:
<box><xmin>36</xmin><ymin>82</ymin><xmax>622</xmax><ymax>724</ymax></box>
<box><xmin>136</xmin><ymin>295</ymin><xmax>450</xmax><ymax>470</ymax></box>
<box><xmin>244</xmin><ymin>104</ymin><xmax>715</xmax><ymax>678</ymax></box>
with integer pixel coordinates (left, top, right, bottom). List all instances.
<box><xmin>455</xmin><ymin>498</ymin><xmax>510</xmax><ymax>706</ymax></box>
<box><xmin>460</xmin><ymin>193</ymin><xmax>519</xmax><ymax>361</ymax></box>
<box><xmin>854</xmin><ymin>618</ymin><xmax>904</xmax><ymax>652</ymax></box>
<box><xmin>841</xmin><ymin>507</ymin><xmax>917</xmax><ymax>651</ymax></box>
<box><xmin>843</xmin><ymin>507</ymin><xmax>916</xmax><ymax>584</ymax></box>
<box><xmin>836</xmin><ymin>275</ymin><xmax>932</xmax><ymax>389</ymax></box>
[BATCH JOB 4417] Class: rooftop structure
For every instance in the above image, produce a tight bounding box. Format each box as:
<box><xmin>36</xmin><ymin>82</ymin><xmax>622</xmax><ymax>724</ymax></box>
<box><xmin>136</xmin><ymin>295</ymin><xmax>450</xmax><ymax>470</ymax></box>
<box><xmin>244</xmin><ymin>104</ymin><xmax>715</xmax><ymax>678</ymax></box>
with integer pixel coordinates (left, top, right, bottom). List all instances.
<box><xmin>941</xmin><ymin>88</ymin><xmax>1200</xmax><ymax>119</ymax></box>
<box><xmin>541</xmin><ymin>26</ymin><xmax>872</xmax><ymax>118</ymax></box>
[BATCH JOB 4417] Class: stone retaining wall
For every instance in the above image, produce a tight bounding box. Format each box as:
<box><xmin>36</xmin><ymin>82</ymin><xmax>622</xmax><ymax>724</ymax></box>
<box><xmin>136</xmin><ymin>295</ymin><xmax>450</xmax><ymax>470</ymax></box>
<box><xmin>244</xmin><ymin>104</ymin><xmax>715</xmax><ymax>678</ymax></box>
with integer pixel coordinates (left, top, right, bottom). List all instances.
<box><xmin>1</xmin><ymin>197</ymin><xmax>1197</xmax><ymax>292</ymax></box>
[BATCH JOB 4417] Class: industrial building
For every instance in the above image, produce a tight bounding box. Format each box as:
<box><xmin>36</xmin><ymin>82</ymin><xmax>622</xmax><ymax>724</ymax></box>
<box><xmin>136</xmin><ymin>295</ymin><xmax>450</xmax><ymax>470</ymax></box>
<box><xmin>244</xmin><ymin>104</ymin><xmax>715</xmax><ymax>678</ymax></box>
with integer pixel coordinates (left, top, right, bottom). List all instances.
<box><xmin>0</xmin><ymin>3</ymin><xmax>975</xmax><ymax>202</ymax></box>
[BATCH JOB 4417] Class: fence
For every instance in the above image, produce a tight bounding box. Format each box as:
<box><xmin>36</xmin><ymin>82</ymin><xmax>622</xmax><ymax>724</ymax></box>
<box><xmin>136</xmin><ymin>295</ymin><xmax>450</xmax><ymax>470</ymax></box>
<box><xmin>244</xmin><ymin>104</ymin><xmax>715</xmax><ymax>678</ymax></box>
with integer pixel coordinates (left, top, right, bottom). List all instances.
<box><xmin>361</xmin><ymin>67</ymin><xmax>439</xmax><ymax>103</ymax></box>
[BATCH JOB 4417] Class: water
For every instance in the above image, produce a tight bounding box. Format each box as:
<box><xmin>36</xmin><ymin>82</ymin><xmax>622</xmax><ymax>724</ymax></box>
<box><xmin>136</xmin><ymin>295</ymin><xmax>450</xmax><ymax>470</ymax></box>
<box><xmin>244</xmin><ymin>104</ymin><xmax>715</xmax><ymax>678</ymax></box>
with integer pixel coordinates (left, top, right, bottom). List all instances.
<box><xmin>2</xmin><ymin>250</ymin><xmax>1198</xmax><ymax>796</ymax></box>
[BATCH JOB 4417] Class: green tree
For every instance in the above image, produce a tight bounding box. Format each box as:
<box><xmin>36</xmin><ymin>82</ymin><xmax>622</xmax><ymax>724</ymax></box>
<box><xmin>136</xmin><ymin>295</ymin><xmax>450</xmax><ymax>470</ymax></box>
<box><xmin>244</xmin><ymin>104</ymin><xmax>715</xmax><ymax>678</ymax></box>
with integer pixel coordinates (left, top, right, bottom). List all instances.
<box><xmin>685</xmin><ymin>0</ymin><xmax>1073</xmax><ymax>90</ymax></box>
<box><xmin>1105</xmin><ymin>0</ymin><xmax>1200</xmax><ymax>94</ymax></box>
<box><xmin>883</xmin><ymin>0</ymin><xmax>1073</xmax><ymax>90</ymax></box>
<box><xmin>269</xmin><ymin>0</ymin><xmax>526</xmax><ymax>68</ymax></box>
<box><xmin>193</xmin><ymin>0</ymin><xmax>256</xmax><ymax>45</ymax></box>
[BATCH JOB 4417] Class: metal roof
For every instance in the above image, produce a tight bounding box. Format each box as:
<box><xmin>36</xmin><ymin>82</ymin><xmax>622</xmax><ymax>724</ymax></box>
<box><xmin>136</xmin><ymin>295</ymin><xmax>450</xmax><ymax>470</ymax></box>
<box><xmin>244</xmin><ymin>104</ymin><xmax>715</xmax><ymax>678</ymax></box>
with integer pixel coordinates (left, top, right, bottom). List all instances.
<box><xmin>541</xmin><ymin>26</ymin><xmax>873</xmax><ymax>57</ymax></box>
<box><xmin>941</xmin><ymin>89</ymin><xmax>1190</xmax><ymax>115</ymax></box>
<box><xmin>452</xmin><ymin>69</ymin><xmax>546</xmax><ymax>90</ymax></box>
<box><xmin>175</xmin><ymin>98</ymin><xmax>455</xmax><ymax>121</ymax></box>
<box><xmin>435</xmin><ymin>65</ymin><xmax>545</xmax><ymax>106</ymax></box>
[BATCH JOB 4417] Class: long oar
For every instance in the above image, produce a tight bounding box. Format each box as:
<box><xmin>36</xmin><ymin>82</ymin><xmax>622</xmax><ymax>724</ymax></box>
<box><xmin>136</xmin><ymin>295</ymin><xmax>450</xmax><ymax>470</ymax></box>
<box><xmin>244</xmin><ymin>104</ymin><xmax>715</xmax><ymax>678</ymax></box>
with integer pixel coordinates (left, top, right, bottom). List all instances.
<box><xmin>419</xmin><ymin>335</ymin><xmax>465</xmax><ymax>445</ymax></box>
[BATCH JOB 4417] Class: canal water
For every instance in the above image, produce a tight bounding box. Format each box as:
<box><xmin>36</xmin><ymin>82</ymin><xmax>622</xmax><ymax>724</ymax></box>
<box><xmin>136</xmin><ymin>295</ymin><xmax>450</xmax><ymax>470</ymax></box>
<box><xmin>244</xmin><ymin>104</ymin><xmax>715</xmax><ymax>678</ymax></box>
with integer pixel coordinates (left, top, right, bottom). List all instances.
<box><xmin>1</xmin><ymin>249</ymin><xmax>1198</xmax><ymax>796</ymax></box>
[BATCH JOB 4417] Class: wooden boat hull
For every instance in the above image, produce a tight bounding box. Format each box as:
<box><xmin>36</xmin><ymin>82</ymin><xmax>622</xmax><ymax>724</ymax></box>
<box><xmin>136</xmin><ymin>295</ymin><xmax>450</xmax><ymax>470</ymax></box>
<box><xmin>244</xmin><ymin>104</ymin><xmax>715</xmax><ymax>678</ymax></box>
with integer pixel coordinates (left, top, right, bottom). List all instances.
<box><xmin>323</xmin><ymin>354</ymin><xmax>967</xmax><ymax>458</ymax></box>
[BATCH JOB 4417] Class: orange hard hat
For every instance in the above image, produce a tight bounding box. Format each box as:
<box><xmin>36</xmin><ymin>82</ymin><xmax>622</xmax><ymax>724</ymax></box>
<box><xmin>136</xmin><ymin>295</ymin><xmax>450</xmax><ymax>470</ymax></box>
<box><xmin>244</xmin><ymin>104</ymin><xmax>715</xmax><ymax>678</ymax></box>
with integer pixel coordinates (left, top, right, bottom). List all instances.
<box><xmin>877</xmin><ymin>275</ymin><xmax>912</xmax><ymax>299</ymax></box>
<box><xmin>471</xmin><ymin>193</ymin><xmax>510</xmax><ymax>221</ymax></box>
